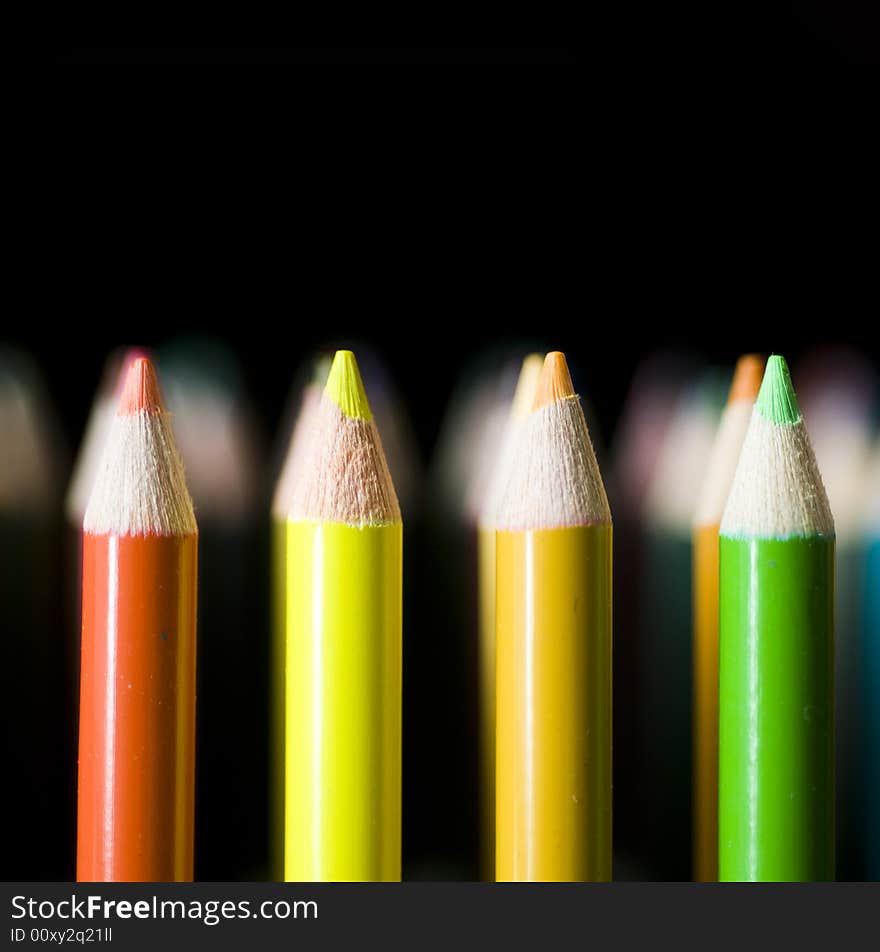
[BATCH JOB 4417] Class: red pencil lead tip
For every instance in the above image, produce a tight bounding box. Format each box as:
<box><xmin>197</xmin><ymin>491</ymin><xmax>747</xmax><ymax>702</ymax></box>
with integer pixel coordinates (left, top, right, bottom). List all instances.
<box><xmin>111</xmin><ymin>346</ymin><xmax>152</xmax><ymax>397</ymax></box>
<box><xmin>118</xmin><ymin>356</ymin><xmax>165</xmax><ymax>415</ymax></box>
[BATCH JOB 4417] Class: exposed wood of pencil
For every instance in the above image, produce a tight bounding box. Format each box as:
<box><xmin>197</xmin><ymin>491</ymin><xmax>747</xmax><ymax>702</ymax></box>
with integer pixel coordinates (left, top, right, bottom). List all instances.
<box><xmin>66</xmin><ymin>348</ymin><xmax>149</xmax><ymax>527</ymax></box>
<box><xmin>77</xmin><ymin>357</ymin><xmax>198</xmax><ymax>882</ymax></box>
<box><xmin>495</xmin><ymin>351</ymin><xmax>612</xmax><ymax>882</ymax></box>
<box><xmin>285</xmin><ymin>350</ymin><xmax>401</xmax><ymax>882</ymax></box>
<box><xmin>691</xmin><ymin>354</ymin><xmax>763</xmax><ymax>882</ymax></box>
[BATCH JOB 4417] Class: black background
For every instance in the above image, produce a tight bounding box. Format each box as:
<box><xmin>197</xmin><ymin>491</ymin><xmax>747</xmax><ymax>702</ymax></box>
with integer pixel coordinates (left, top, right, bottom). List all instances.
<box><xmin>56</xmin><ymin>49</ymin><xmax>577</xmax><ymax>65</ymax></box>
<box><xmin>791</xmin><ymin>3</ymin><xmax>879</xmax><ymax>62</ymax></box>
<box><xmin>35</xmin><ymin>47</ymin><xmax>880</xmax><ymax>461</ymax></box>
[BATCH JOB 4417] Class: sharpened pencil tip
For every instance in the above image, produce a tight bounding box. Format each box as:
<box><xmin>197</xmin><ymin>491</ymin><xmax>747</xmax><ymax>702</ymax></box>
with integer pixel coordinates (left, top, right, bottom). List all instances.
<box><xmin>756</xmin><ymin>354</ymin><xmax>801</xmax><ymax>425</ymax></box>
<box><xmin>114</xmin><ymin>347</ymin><xmax>152</xmax><ymax>397</ymax></box>
<box><xmin>533</xmin><ymin>351</ymin><xmax>576</xmax><ymax>410</ymax></box>
<box><xmin>118</xmin><ymin>357</ymin><xmax>164</xmax><ymax>416</ymax></box>
<box><xmin>325</xmin><ymin>350</ymin><xmax>372</xmax><ymax>421</ymax></box>
<box><xmin>728</xmin><ymin>354</ymin><xmax>764</xmax><ymax>405</ymax></box>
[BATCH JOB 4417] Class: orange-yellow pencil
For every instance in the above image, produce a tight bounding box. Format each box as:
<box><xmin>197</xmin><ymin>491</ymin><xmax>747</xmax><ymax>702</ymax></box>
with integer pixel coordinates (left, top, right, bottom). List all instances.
<box><xmin>495</xmin><ymin>352</ymin><xmax>612</xmax><ymax>881</ymax></box>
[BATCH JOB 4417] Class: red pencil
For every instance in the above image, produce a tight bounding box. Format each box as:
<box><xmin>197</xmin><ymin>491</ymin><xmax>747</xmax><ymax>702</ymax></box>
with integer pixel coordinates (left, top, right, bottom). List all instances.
<box><xmin>77</xmin><ymin>357</ymin><xmax>198</xmax><ymax>882</ymax></box>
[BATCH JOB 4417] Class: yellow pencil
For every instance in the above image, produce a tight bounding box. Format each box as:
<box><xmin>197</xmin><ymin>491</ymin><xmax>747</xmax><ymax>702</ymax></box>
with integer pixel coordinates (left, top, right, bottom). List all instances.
<box><xmin>477</xmin><ymin>353</ymin><xmax>543</xmax><ymax>880</ymax></box>
<box><xmin>691</xmin><ymin>354</ymin><xmax>763</xmax><ymax>881</ymax></box>
<box><xmin>284</xmin><ymin>350</ymin><xmax>402</xmax><ymax>882</ymax></box>
<box><xmin>495</xmin><ymin>352</ymin><xmax>612</xmax><ymax>882</ymax></box>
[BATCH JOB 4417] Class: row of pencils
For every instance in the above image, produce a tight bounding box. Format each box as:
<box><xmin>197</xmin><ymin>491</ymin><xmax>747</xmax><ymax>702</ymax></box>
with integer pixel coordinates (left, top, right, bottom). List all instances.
<box><xmin>1</xmin><ymin>343</ymin><xmax>878</xmax><ymax>881</ymax></box>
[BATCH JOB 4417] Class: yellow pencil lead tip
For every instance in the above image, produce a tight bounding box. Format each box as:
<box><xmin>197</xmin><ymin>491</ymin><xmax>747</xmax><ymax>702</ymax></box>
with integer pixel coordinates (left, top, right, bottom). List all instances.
<box><xmin>325</xmin><ymin>350</ymin><xmax>373</xmax><ymax>421</ymax></box>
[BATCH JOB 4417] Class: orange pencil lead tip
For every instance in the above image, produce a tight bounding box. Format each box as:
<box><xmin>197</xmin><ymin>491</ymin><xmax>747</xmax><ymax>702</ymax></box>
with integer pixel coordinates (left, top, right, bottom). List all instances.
<box><xmin>118</xmin><ymin>356</ymin><xmax>164</xmax><ymax>415</ymax></box>
<box><xmin>728</xmin><ymin>353</ymin><xmax>764</xmax><ymax>404</ymax></box>
<box><xmin>532</xmin><ymin>351</ymin><xmax>576</xmax><ymax>410</ymax></box>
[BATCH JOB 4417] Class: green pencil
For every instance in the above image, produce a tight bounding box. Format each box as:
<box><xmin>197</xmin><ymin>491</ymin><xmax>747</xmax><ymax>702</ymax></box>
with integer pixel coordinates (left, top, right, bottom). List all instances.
<box><xmin>718</xmin><ymin>355</ymin><xmax>835</xmax><ymax>882</ymax></box>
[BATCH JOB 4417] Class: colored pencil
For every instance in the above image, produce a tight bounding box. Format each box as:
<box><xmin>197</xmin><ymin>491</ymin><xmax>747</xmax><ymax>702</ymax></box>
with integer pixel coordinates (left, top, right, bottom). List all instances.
<box><xmin>641</xmin><ymin>370</ymin><xmax>724</xmax><ymax>879</ymax></box>
<box><xmin>268</xmin><ymin>363</ymin><xmax>326</xmax><ymax>880</ymax></box>
<box><xmin>476</xmin><ymin>352</ymin><xmax>543</xmax><ymax>880</ymax></box>
<box><xmin>65</xmin><ymin>348</ymin><xmax>149</xmax><ymax>864</ymax></box>
<box><xmin>495</xmin><ymin>351</ymin><xmax>612</xmax><ymax>882</ymax></box>
<box><xmin>862</xmin><ymin>444</ymin><xmax>880</xmax><ymax>880</ymax></box>
<box><xmin>77</xmin><ymin>357</ymin><xmax>198</xmax><ymax>882</ymax></box>
<box><xmin>284</xmin><ymin>350</ymin><xmax>402</xmax><ymax>882</ymax></box>
<box><xmin>718</xmin><ymin>355</ymin><xmax>835</xmax><ymax>882</ymax></box>
<box><xmin>691</xmin><ymin>355</ymin><xmax>763</xmax><ymax>882</ymax></box>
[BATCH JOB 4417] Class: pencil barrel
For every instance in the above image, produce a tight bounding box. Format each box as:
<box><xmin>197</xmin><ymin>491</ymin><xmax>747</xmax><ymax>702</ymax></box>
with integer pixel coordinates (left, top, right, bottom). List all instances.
<box><xmin>865</xmin><ymin>535</ymin><xmax>880</xmax><ymax>879</ymax></box>
<box><xmin>477</xmin><ymin>526</ymin><xmax>497</xmax><ymax>881</ymax></box>
<box><xmin>77</xmin><ymin>533</ymin><xmax>198</xmax><ymax>882</ymax></box>
<box><xmin>718</xmin><ymin>535</ymin><xmax>835</xmax><ymax>882</ymax></box>
<box><xmin>285</xmin><ymin>521</ymin><xmax>402</xmax><ymax>882</ymax></box>
<box><xmin>692</xmin><ymin>524</ymin><xmax>720</xmax><ymax>882</ymax></box>
<box><xmin>269</xmin><ymin>516</ymin><xmax>287</xmax><ymax>880</ymax></box>
<box><xmin>496</xmin><ymin>525</ymin><xmax>612</xmax><ymax>882</ymax></box>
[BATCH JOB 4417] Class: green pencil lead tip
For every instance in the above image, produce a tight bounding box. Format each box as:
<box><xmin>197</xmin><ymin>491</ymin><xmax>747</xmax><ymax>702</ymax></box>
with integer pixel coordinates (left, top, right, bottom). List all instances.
<box><xmin>755</xmin><ymin>354</ymin><xmax>801</xmax><ymax>425</ymax></box>
<box><xmin>325</xmin><ymin>350</ymin><xmax>373</xmax><ymax>421</ymax></box>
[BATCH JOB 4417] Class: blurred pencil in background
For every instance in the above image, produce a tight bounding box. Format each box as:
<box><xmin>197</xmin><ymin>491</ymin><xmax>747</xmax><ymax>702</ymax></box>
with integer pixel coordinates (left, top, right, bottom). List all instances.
<box><xmin>797</xmin><ymin>348</ymin><xmax>877</xmax><ymax>880</ymax></box>
<box><xmin>476</xmin><ymin>352</ymin><xmax>543</xmax><ymax>880</ymax></box>
<box><xmin>0</xmin><ymin>349</ymin><xmax>67</xmax><ymax>880</ymax></box>
<box><xmin>718</xmin><ymin>355</ymin><xmax>834</xmax><ymax>882</ymax></box>
<box><xmin>691</xmin><ymin>355</ymin><xmax>763</xmax><ymax>881</ymax></box>
<box><xmin>639</xmin><ymin>369</ymin><xmax>725</xmax><ymax>879</ymax></box>
<box><xmin>160</xmin><ymin>339</ymin><xmax>267</xmax><ymax>880</ymax></box>
<box><xmin>77</xmin><ymin>357</ymin><xmax>198</xmax><ymax>881</ymax></box>
<box><xmin>417</xmin><ymin>351</ymin><xmax>523</xmax><ymax>879</ymax></box>
<box><xmin>607</xmin><ymin>350</ymin><xmax>699</xmax><ymax>877</ymax></box>
<box><xmin>495</xmin><ymin>352</ymin><xmax>612</xmax><ymax>881</ymax></box>
<box><xmin>862</xmin><ymin>443</ymin><xmax>880</xmax><ymax>881</ymax></box>
<box><xmin>284</xmin><ymin>351</ymin><xmax>402</xmax><ymax>881</ymax></box>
